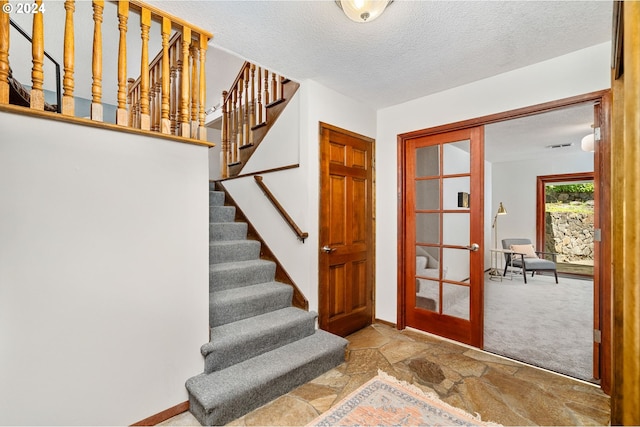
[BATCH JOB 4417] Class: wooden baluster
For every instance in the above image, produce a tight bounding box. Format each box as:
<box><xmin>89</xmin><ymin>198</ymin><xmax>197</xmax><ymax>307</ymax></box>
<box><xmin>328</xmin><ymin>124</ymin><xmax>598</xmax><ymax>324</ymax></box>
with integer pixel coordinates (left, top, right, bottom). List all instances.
<box><xmin>160</xmin><ymin>17</ymin><xmax>171</xmax><ymax>134</ymax></box>
<box><xmin>249</xmin><ymin>64</ymin><xmax>256</xmax><ymax>133</ymax></box>
<box><xmin>155</xmin><ymin>66</ymin><xmax>161</xmax><ymax>131</ymax></box>
<box><xmin>116</xmin><ymin>1</ymin><xmax>128</xmax><ymax>125</ymax></box>
<box><xmin>237</xmin><ymin>77</ymin><xmax>244</xmax><ymax>148</ymax></box>
<box><xmin>179</xmin><ymin>26</ymin><xmax>191</xmax><ymax>137</ymax></box>
<box><xmin>221</xmin><ymin>90</ymin><xmax>229</xmax><ymax>178</ymax></box>
<box><xmin>30</xmin><ymin>0</ymin><xmax>45</xmax><ymax>110</ymax></box>
<box><xmin>171</xmin><ymin>40</ymin><xmax>180</xmax><ymax>135</ymax></box>
<box><xmin>264</xmin><ymin>69</ymin><xmax>270</xmax><ymax>106</ymax></box>
<box><xmin>155</xmin><ymin>65</ymin><xmax>162</xmax><ymax>131</ymax></box>
<box><xmin>139</xmin><ymin>8</ymin><xmax>151</xmax><ymax>130</ymax></box>
<box><xmin>149</xmin><ymin>65</ymin><xmax>157</xmax><ymax>131</ymax></box>
<box><xmin>127</xmin><ymin>78</ymin><xmax>135</xmax><ymax>127</ymax></box>
<box><xmin>243</xmin><ymin>67</ymin><xmax>250</xmax><ymax>145</ymax></box>
<box><xmin>256</xmin><ymin>67</ymin><xmax>262</xmax><ymax>125</ymax></box>
<box><xmin>198</xmin><ymin>34</ymin><xmax>207</xmax><ymax>141</ymax></box>
<box><xmin>0</xmin><ymin>0</ymin><xmax>10</xmax><ymax>104</ymax></box>
<box><xmin>90</xmin><ymin>0</ymin><xmax>103</xmax><ymax>120</ymax></box>
<box><xmin>189</xmin><ymin>42</ymin><xmax>198</xmax><ymax>138</ymax></box>
<box><xmin>231</xmin><ymin>89</ymin><xmax>238</xmax><ymax>164</ymax></box>
<box><xmin>280</xmin><ymin>75</ymin><xmax>285</xmax><ymax>100</ymax></box>
<box><xmin>271</xmin><ymin>72</ymin><xmax>277</xmax><ymax>104</ymax></box>
<box><xmin>61</xmin><ymin>0</ymin><xmax>75</xmax><ymax>115</ymax></box>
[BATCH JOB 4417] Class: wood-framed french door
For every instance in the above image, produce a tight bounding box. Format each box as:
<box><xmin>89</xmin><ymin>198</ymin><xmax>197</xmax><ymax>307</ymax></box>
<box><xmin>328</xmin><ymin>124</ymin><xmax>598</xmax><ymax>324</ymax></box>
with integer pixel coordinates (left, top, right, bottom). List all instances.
<box><xmin>397</xmin><ymin>90</ymin><xmax>611</xmax><ymax>393</ymax></box>
<box><xmin>398</xmin><ymin>127</ymin><xmax>484</xmax><ymax>347</ymax></box>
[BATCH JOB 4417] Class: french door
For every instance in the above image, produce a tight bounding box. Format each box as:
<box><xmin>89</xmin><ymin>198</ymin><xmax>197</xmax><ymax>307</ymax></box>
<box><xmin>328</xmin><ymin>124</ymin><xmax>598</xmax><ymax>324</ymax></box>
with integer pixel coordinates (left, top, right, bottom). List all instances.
<box><xmin>401</xmin><ymin>127</ymin><xmax>484</xmax><ymax>347</ymax></box>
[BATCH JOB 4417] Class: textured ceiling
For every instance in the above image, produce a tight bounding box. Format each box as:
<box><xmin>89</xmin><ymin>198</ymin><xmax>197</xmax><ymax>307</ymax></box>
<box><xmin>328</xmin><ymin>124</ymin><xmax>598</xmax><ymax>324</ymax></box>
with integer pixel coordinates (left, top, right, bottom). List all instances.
<box><xmin>146</xmin><ymin>0</ymin><xmax>612</xmax><ymax>110</ymax></box>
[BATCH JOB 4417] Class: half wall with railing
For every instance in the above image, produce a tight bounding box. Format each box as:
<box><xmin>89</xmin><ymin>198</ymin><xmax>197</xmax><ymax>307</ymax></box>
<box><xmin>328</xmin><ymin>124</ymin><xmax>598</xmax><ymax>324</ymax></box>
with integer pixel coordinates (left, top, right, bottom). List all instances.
<box><xmin>0</xmin><ymin>0</ymin><xmax>211</xmax><ymax>142</ymax></box>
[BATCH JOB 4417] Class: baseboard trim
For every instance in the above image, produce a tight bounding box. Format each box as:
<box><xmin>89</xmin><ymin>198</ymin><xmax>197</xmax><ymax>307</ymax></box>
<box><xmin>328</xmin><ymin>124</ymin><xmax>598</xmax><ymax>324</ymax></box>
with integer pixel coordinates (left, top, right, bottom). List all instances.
<box><xmin>131</xmin><ymin>401</ymin><xmax>189</xmax><ymax>426</ymax></box>
<box><xmin>374</xmin><ymin>318</ymin><xmax>397</xmax><ymax>329</ymax></box>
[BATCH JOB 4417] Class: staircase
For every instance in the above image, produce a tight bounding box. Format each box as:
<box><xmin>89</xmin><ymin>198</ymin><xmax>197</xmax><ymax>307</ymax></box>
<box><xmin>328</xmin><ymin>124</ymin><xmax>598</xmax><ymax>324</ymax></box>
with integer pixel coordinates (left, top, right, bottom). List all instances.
<box><xmin>186</xmin><ymin>184</ymin><xmax>348</xmax><ymax>426</ymax></box>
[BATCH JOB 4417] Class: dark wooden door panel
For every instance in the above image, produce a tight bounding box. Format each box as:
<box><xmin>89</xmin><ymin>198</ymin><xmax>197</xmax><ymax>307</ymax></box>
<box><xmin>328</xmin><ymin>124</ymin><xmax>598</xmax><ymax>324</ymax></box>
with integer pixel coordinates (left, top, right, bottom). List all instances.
<box><xmin>319</xmin><ymin>123</ymin><xmax>374</xmax><ymax>337</ymax></box>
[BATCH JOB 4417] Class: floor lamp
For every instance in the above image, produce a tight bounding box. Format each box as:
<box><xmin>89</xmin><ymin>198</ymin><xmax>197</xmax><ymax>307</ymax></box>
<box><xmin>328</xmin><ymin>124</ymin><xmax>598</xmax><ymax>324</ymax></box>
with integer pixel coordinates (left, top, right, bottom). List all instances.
<box><xmin>490</xmin><ymin>202</ymin><xmax>508</xmax><ymax>277</ymax></box>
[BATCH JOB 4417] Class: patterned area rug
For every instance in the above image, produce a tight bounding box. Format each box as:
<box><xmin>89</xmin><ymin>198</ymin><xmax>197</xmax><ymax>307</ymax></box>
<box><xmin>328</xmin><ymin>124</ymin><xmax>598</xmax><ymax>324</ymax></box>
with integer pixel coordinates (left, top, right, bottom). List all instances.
<box><xmin>308</xmin><ymin>371</ymin><xmax>499</xmax><ymax>427</ymax></box>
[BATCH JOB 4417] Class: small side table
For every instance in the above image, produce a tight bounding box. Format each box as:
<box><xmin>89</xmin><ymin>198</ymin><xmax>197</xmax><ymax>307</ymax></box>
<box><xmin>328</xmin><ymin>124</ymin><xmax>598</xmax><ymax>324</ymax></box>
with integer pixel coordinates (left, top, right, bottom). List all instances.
<box><xmin>489</xmin><ymin>249</ymin><xmax>515</xmax><ymax>282</ymax></box>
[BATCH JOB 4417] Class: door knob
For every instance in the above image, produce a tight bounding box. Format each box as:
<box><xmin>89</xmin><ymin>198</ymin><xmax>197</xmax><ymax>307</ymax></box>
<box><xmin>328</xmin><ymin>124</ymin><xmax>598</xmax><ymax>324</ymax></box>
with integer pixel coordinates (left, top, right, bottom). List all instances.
<box><xmin>465</xmin><ymin>243</ymin><xmax>480</xmax><ymax>252</ymax></box>
<box><xmin>321</xmin><ymin>245</ymin><xmax>336</xmax><ymax>253</ymax></box>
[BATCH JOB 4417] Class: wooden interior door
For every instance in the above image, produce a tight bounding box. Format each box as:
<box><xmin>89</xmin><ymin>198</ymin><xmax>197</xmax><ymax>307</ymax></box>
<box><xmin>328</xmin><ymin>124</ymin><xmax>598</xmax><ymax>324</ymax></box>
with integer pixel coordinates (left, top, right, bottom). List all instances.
<box><xmin>402</xmin><ymin>127</ymin><xmax>484</xmax><ymax>347</ymax></box>
<box><xmin>319</xmin><ymin>123</ymin><xmax>374</xmax><ymax>337</ymax></box>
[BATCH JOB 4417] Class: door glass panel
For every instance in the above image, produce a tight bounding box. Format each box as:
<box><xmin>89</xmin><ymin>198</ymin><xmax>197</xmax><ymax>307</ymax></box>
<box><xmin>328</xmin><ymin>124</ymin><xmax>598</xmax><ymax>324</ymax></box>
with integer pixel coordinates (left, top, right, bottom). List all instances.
<box><xmin>416</xmin><ymin>279</ymin><xmax>439</xmax><ymax>312</ymax></box>
<box><xmin>416</xmin><ymin>213</ymin><xmax>440</xmax><ymax>244</ymax></box>
<box><xmin>443</xmin><ymin>213</ymin><xmax>470</xmax><ymax>246</ymax></box>
<box><xmin>443</xmin><ymin>140</ymin><xmax>470</xmax><ymax>175</ymax></box>
<box><xmin>416</xmin><ymin>145</ymin><xmax>440</xmax><ymax>177</ymax></box>
<box><xmin>442</xmin><ymin>283</ymin><xmax>470</xmax><ymax>320</ymax></box>
<box><xmin>416</xmin><ymin>246</ymin><xmax>439</xmax><ymax>279</ymax></box>
<box><xmin>415</xmin><ymin>179</ymin><xmax>439</xmax><ymax>210</ymax></box>
<box><xmin>443</xmin><ymin>176</ymin><xmax>470</xmax><ymax>210</ymax></box>
<box><xmin>442</xmin><ymin>248</ymin><xmax>469</xmax><ymax>283</ymax></box>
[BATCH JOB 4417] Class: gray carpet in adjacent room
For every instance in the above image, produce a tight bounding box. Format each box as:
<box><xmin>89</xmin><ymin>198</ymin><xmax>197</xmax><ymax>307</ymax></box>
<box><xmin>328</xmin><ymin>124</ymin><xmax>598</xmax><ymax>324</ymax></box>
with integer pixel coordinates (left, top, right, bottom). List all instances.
<box><xmin>483</xmin><ymin>272</ymin><xmax>593</xmax><ymax>382</ymax></box>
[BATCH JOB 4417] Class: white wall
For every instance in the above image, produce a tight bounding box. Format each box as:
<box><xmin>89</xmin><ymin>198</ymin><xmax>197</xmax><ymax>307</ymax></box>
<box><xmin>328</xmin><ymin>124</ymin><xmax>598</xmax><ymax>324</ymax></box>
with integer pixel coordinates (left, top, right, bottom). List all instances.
<box><xmin>492</xmin><ymin>152</ymin><xmax>594</xmax><ymax>245</ymax></box>
<box><xmin>375</xmin><ymin>42</ymin><xmax>611</xmax><ymax>323</ymax></box>
<box><xmin>224</xmin><ymin>80</ymin><xmax>376</xmax><ymax>314</ymax></box>
<box><xmin>0</xmin><ymin>112</ymin><xmax>209</xmax><ymax>425</ymax></box>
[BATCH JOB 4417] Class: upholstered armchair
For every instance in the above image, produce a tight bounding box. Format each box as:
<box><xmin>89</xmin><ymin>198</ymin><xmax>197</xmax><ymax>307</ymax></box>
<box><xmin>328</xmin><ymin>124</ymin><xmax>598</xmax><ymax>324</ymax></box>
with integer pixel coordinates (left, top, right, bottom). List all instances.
<box><xmin>501</xmin><ymin>238</ymin><xmax>558</xmax><ymax>284</ymax></box>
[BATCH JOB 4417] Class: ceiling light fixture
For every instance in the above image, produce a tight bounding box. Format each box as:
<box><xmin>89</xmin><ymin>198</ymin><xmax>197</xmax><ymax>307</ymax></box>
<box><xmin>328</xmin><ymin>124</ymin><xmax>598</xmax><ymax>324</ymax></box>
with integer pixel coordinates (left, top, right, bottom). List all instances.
<box><xmin>335</xmin><ymin>0</ymin><xmax>392</xmax><ymax>23</ymax></box>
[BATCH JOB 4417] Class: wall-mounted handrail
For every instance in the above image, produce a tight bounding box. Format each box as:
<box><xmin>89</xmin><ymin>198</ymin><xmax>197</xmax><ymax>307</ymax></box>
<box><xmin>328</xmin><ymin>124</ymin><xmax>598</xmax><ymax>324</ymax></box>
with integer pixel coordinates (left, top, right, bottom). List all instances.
<box><xmin>9</xmin><ymin>18</ymin><xmax>61</xmax><ymax>113</ymax></box>
<box><xmin>254</xmin><ymin>175</ymin><xmax>308</xmax><ymax>243</ymax></box>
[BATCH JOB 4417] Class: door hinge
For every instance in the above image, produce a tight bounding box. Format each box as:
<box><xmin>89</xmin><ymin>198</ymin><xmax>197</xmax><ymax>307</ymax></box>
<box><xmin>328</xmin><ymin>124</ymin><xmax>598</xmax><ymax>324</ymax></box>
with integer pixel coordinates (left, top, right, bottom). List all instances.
<box><xmin>594</xmin><ymin>329</ymin><xmax>602</xmax><ymax>343</ymax></box>
<box><xmin>594</xmin><ymin>229</ymin><xmax>602</xmax><ymax>242</ymax></box>
<box><xmin>594</xmin><ymin>127</ymin><xmax>601</xmax><ymax>141</ymax></box>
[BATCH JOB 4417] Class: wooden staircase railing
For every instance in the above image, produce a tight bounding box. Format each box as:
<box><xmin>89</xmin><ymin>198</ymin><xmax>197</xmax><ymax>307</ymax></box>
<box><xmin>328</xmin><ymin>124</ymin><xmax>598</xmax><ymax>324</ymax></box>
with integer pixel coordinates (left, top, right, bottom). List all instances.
<box><xmin>220</xmin><ymin>62</ymin><xmax>300</xmax><ymax>178</ymax></box>
<box><xmin>0</xmin><ymin>0</ymin><xmax>211</xmax><ymax>142</ymax></box>
<box><xmin>254</xmin><ymin>175</ymin><xmax>308</xmax><ymax>242</ymax></box>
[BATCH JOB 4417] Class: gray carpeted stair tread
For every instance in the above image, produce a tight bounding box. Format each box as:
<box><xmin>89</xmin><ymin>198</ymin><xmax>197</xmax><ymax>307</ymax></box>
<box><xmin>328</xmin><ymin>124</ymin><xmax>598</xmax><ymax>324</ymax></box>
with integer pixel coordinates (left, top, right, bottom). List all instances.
<box><xmin>209</xmin><ymin>282</ymin><xmax>292</xmax><ymax>327</ymax></box>
<box><xmin>202</xmin><ymin>307</ymin><xmax>317</xmax><ymax>373</ymax></box>
<box><xmin>210</xmin><ymin>205</ymin><xmax>235</xmax><ymax>223</ymax></box>
<box><xmin>210</xmin><ymin>240</ymin><xmax>261</xmax><ymax>264</ymax></box>
<box><xmin>210</xmin><ymin>259</ymin><xmax>276</xmax><ymax>291</ymax></box>
<box><xmin>209</xmin><ymin>191</ymin><xmax>225</xmax><ymax>207</ymax></box>
<box><xmin>210</xmin><ymin>222</ymin><xmax>248</xmax><ymax>241</ymax></box>
<box><xmin>187</xmin><ymin>329</ymin><xmax>348</xmax><ymax>426</ymax></box>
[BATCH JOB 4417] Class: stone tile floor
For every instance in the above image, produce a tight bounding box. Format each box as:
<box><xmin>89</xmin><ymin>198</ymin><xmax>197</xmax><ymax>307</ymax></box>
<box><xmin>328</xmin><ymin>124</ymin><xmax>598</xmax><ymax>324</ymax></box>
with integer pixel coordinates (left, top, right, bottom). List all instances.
<box><xmin>160</xmin><ymin>323</ymin><xmax>610</xmax><ymax>426</ymax></box>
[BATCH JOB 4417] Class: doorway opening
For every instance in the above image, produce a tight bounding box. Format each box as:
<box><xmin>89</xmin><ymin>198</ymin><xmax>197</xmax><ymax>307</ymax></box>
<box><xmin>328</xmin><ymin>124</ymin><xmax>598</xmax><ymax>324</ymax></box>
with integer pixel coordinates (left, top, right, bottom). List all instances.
<box><xmin>397</xmin><ymin>90</ymin><xmax>611</xmax><ymax>390</ymax></box>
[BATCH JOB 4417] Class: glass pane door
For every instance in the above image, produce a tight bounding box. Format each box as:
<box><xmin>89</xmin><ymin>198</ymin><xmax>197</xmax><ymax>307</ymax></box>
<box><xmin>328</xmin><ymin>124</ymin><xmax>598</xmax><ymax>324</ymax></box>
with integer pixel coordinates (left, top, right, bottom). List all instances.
<box><xmin>406</xmin><ymin>128</ymin><xmax>484</xmax><ymax>347</ymax></box>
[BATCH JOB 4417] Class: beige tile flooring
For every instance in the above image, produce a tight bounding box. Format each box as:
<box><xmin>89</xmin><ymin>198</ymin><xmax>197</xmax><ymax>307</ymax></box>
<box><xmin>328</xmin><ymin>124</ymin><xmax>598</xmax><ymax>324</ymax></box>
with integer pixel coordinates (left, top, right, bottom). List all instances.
<box><xmin>161</xmin><ymin>323</ymin><xmax>610</xmax><ymax>426</ymax></box>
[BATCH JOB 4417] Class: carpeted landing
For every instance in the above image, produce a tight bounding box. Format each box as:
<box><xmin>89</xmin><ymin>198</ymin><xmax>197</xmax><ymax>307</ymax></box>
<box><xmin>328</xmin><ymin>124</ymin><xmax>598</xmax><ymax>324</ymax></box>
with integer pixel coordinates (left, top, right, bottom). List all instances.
<box><xmin>185</xmin><ymin>185</ymin><xmax>347</xmax><ymax>426</ymax></box>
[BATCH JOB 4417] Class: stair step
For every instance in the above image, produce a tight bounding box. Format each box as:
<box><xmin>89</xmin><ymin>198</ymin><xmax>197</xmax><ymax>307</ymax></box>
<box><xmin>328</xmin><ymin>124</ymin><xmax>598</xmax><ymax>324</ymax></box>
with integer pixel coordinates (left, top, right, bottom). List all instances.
<box><xmin>210</xmin><ymin>240</ymin><xmax>261</xmax><ymax>264</ymax></box>
<box><xmin>202</xmin><ymin>307</ymin><xmax>317</xmax><ymax>373</ymax></box>
<box><xmin>209</xmin><ymin>282</ymin><xmax>292</xmax><ymax>327</ymax></box>
<box><xmin>210</xmin><ymin>259</ymin><xmax>276</xmax><ymax>292</ymax></box>
<box><xmin>210</xmin><ymin>205</ymin><xmax>235</xmax><ymax>223</ymax></box>
<box><xmin>209</xmin><ymin>191</ymin><xmax>225</xmax><ymax>207</ymax></box>
<box><xmin>209</xmin><ymin>182</ymin><xmax>217</xmax><ymax>191</ymax></box>
<box><xmin>187</xmin><ymin>329</ymin><xmax>348</xmax><ymax>426</ymax></box>
<box><xmin>210</xmin><ymin>221</ymin><xmax>248</xmax><ymax>241</ymax></box>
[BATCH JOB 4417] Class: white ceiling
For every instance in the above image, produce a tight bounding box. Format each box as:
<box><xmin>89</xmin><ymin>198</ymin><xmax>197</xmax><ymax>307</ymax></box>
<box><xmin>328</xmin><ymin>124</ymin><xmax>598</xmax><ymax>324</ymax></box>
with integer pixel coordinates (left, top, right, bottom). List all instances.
<box><xmin>146</xmin><ymin>0</ymin><xmax>613</xmax><ymax>110</ymax></box>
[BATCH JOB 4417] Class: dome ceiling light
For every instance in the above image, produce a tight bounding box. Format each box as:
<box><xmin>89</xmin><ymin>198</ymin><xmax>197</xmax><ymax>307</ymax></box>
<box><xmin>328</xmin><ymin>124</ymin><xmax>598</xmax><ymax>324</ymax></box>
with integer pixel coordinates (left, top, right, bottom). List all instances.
<box><xmin>335</xmin><ymin>0</ymin><xmax>392</xmax><ymax>23</ymax></box>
